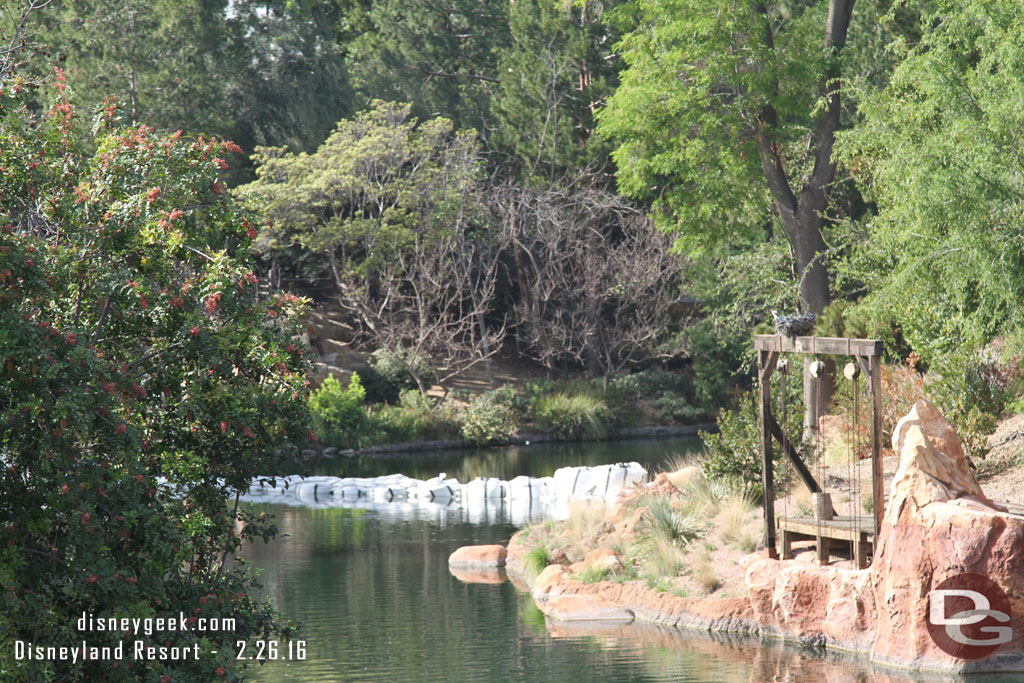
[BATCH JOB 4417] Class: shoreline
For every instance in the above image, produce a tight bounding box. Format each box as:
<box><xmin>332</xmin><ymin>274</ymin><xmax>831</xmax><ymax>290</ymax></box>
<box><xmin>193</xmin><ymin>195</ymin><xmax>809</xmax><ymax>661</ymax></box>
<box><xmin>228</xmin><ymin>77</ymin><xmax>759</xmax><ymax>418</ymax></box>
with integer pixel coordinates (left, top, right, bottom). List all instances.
<box><xmin>310</xmin><ymin>422</ymin><xmax>718</xmax><ymax>459</ymax></box>
<box><xmin>503</xmin><ymin>534</ymin><xmax>1024</xmax><ymax>677</ymax></box>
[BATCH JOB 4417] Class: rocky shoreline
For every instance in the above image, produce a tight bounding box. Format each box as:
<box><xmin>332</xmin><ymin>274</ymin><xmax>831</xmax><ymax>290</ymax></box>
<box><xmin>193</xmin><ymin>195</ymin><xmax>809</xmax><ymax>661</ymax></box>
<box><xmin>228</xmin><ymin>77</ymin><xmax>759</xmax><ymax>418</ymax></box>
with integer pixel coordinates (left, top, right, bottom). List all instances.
<box><xmin>458</xmin><ymin>400</ymin><xmax>1024</xmax><ymax>675</ymax></box>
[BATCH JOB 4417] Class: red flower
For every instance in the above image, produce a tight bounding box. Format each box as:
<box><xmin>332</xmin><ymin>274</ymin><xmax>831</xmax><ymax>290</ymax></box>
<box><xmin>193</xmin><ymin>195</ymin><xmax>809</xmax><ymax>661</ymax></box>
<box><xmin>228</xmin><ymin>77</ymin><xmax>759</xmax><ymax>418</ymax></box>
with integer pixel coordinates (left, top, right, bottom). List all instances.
<box><xmin>219</xmin><ymin>421</ymin><xmax>229</xmax><ymax>434</ymax></box>
<box><xmin>205</xmin><ymin>293</ymin><xmax>221</xmax><ymax>314</ymax></box>
<box><xmin>81</xmin><ymin>513</ymin><xmax>90</xmax><ymax>524</ymax></box>
<box><xmin>146</xmin><ymin>187</ymin><xmax>160</xmax><ymax>204</ymax></box>
<box><xmin>222</xmin><ymin>141</ymin><xmax>243</xmax><ymax>155</ymax></box>
<box><xmin>87</xmin><ymin>574</ymin><xmax>98</xmax><ymax>585</ymax></box>
<box><xmin>169</xmin><ymin>295</ymin><xmax>184</xmax><ymax>308</ymax></box>
<box><xmin>61</xmin><ymin>483</ymin><xmax>69</xmax><ymax>494</ymax></box>
<box><xmin>189</xmin><ymin>327</ymin><xmax>200</xmax><ymax>336</ymax></box>
<box><xmin>127</xmin><ymin>576</ymin><xmax>136</xmax><ymax>584</ymax></box>
<box><xmin>134</xmin><ymin>474</ymin><xmax>144</xmax><ymax>483</ymax></box>
<box><xmin>213</xmin><ymin>158</ymin><xmax>229</xmax><ymax>171</ymax></box>
<box><xmin>24</xmin><ymin>259</ymin><xmax>33</xmax><ymax>267</ymax></box>
<box><xmin>215</xmin><ymin>667</ymin><xmax>226</xmax><ymax>677</ymax></box>
<box><xmin>114</xmin><ymin>424</ymin><xmax>126</xmax><ymax>435</ymax></box>
<box><xmin>212</xmin><ymin>182</ymin><xmax>224</xmax><ymax>195</ymax></box>
<box><xmin>246</xmin><ymin>224</ymin><xmax>258</xmax><ymax>240</ymax></box>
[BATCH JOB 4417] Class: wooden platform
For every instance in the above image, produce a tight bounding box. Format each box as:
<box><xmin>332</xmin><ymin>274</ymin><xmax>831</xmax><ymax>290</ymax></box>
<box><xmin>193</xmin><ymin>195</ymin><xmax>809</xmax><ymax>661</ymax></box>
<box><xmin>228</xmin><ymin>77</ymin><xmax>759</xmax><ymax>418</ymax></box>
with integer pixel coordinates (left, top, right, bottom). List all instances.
<box><xmin>777</xmin><ymin>515</ymin><xmax>875</xmax><ymax>569</ymax></box>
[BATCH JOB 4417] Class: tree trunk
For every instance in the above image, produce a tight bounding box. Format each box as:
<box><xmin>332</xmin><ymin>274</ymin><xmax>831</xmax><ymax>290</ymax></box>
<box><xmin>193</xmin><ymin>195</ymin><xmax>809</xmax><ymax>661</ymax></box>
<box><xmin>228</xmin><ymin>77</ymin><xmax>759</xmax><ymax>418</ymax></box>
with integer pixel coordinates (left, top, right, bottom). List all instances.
<box><xmin>757</xmin><ymin>0</ymin><xmax>856</xmax><ymax>438</ymax></box>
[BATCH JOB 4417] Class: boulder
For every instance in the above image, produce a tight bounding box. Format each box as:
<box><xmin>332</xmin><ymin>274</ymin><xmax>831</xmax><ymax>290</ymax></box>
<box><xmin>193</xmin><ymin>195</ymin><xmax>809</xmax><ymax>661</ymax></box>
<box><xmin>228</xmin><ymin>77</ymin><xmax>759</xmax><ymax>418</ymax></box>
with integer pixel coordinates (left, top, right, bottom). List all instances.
<box><xmin>569</xmin><ymin>548</ymin><xmax>623</xmax><ymax>577</ymax></box>
<box><xmin>448</xmin><ymin>544</ymin><xmax>507</xmax><ymax>569</ymax></box>
<box><xmin>869</xmin><ymin>402</ymin><xmax>1024</xmax><ymax>672</ymax></box>
<box><xmin>742</xmin><ymin>400</ymin><xmax>1024</xmax><ymax>672</ymax></box>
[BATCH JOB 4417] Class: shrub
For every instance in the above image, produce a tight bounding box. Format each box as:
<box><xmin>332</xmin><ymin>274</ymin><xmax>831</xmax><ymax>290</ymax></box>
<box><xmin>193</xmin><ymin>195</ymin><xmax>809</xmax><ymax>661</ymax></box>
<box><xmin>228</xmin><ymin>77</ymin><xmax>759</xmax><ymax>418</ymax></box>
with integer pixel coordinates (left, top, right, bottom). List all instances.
<box><xmin>370</xmin><ymin>390</ymin><xmax>459</xmax><ymax>443</ymax></box>
<box><xmin>699</xmin><ymin>390</ymin><xmax>796</xmax><ymax>501</ymax></box>
<box><xmin>308</xmin><ymin>373</ymin><xmax>368</xmax><ymax>447</ymax></box>
<box><xmin>534</xmin><ymin>392</ymin><xmax>612</xmax><ymax>439</ymax></box>
<box><xmin>459</xmin><ymin>386</ymin><xmax>521</xmax><ymax>444</ymax></box>
<box><xmin>360</xmin><ymin>349</ymin><xmax>435</xmax><ymax>404</ymax></box>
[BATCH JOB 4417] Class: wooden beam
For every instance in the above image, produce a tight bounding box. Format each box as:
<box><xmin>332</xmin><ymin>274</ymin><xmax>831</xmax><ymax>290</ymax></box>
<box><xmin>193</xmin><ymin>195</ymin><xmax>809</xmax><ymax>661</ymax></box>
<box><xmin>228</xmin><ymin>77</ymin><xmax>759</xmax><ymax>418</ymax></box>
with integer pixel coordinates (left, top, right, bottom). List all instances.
<box><xmin>869</xmin><ymin>355</ymin><xmax>884</xmax><ymax>539</ymax></box>
<box><xmin>768</xmin><ymin>415</ymin><xmax>821</xmax><ymax>494</ymax></box>
<box><xmin>754</xmin><ymin>335</ymin><xmax>883</xmax><ymax>357</ymax></box>
<box><xmin>758</xmin><ymin>349</ymin><xmax>778</xmax><ymax>559</ymax></box>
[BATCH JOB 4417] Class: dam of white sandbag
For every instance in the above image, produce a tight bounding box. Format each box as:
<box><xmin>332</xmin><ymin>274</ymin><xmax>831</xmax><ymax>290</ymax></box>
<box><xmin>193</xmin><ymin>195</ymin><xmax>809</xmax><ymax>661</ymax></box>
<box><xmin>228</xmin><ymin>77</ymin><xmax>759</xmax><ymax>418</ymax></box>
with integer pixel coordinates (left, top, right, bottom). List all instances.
<box><xmin>238</xmin><ymin>462</ymin><xmax>647</xmax><ymax>525</ymax></box>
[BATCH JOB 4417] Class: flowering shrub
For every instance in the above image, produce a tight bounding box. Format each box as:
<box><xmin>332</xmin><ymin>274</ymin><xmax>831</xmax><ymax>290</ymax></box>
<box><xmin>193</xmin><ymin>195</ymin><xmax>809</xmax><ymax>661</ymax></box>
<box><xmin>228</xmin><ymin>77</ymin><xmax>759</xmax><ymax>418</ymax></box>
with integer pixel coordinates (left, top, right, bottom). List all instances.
<box><xmin>0</xmin><ymin>69</ymin><xmax>312</xmax><ymax>680</ymax></box>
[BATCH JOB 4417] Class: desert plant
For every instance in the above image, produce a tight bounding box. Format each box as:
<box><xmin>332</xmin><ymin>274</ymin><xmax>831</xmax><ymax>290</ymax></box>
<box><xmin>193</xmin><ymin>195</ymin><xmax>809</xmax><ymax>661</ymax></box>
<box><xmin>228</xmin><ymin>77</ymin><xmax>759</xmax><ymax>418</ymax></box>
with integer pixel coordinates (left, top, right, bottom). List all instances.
<box><xmin>691</xmin><ymin>545</ymin><xmax>722</xmax><ymax>594</ymax></box>
<box><xmin>643</xmin><ymin>494</ymin><xmax>704</xmax><ymax>545</ymax></box>
<box><xmin>718</xmin><ymin>491</ymin><xmax>757</xmax><ymax>548</ymax></box>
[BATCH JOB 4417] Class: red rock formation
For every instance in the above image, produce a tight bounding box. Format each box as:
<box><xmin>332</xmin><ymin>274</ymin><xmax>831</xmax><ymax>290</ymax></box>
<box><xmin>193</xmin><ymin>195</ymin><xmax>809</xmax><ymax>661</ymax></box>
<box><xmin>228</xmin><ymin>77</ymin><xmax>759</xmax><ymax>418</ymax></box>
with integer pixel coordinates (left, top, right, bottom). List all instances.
<box><xmin>509</xmin><ymin>399</ymin><xmax>1024</xmax><ymax>673</ymax></box>
<box><xmin>448</xmin><ymin>544</ymin><xmax>507</xmax><ymax>569</ymax></box>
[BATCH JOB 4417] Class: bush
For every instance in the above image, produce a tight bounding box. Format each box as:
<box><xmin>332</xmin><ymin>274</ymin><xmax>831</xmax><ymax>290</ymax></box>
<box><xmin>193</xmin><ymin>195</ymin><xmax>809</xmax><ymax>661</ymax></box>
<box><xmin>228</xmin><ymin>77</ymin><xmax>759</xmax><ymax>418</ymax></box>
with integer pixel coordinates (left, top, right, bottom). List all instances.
<box><xmin>533</xmin><ymin>392</ymin><xmax>612</xmax><ymax>440</ymax></box>
<box><xmin>309</xmin><ymin>373</ymin><xmax>369</xmax><ymax>447</ymax></box>
<box><xmin>460</xmin><ymin>386</ymin><xmax>521</xmax><ymax>445</ymax></box>
<box><xmin>360</xmin><ymin>349</ymin><xmax>435</xmax><ymax>404</ymax></box>
<box><xmin>370</xmin><ymin>390</ymin><xmax>459</xmax><ymax>443</ymax></box>
<box><xmin>699</xmin><ymin>390</ymin><xmax>797</xmax><ymax>501</ymax></box>
<box><xmin>925</xmin><ymin>347</ymin><xmax>1012</xmax><ymax>460</ymax></box>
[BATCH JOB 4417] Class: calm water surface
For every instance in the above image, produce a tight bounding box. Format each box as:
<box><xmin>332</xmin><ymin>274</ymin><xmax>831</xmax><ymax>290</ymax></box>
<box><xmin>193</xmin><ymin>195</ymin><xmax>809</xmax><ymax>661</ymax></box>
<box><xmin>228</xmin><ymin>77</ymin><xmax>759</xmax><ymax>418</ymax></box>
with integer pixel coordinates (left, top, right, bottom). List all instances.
<box><xmin>240</xmin><ymin>438</ymin><xmax>958</xmax><ymax>682</ymax></box>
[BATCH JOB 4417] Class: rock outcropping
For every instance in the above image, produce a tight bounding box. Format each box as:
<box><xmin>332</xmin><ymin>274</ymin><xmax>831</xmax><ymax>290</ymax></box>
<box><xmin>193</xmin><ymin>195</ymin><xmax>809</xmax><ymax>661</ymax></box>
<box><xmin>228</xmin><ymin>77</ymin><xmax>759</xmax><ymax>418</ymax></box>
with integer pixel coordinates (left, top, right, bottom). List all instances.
<box><xmin>745</xmin><ymin>399</ymin><xmax>1024</xmax><ymax>672</ymax></box>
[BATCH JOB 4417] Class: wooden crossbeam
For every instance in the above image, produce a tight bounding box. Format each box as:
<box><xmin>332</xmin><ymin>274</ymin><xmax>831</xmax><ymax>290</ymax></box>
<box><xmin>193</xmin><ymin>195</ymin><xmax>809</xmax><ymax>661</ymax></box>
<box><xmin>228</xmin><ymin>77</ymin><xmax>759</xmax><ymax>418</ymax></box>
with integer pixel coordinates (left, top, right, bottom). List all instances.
<box><xmin>767</xmin><ymin>414</ymin><xmax>821</xmax><ymax>494</ymax></box>
<box><xmin>754</xmin><ymin>335</ymin><xmax>883</xmax><ymax>357</ymax></box>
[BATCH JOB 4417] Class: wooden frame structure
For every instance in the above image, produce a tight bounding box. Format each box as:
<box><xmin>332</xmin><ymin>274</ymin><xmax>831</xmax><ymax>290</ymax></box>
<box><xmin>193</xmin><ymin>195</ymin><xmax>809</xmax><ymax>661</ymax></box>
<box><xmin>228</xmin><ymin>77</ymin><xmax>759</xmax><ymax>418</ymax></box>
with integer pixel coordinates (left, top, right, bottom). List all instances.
<box><xmin>754</xmin><ymin>335</ymin><xmax>884</xmax><ymax>565</ymax></box>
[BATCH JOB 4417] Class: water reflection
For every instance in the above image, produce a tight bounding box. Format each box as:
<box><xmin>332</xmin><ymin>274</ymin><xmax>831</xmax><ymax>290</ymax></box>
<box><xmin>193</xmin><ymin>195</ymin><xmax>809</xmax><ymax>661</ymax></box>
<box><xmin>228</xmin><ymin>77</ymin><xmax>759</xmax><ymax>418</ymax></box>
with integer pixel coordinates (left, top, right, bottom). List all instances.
<box><xmin>239</xmin><ymin>438</ymin><xmax>956</xmax><ymax>682</ymax></box>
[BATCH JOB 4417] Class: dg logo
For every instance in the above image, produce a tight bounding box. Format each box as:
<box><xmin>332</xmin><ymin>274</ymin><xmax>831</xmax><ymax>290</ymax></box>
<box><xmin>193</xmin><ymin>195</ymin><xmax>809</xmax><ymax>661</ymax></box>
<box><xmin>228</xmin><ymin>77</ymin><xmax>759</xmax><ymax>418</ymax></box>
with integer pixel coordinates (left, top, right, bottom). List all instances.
<box><xmin>926</xmin><ymin>573</ymin><xmax>1013</xmax><ymax>660</ymax></box>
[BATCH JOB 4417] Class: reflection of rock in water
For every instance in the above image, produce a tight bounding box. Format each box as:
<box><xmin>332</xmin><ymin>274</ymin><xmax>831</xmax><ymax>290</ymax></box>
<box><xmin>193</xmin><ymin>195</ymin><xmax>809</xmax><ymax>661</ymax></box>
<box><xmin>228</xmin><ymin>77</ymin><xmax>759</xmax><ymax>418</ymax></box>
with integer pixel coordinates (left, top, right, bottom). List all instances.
<box><xmin>544</xmin><ymin>620</ymin><xmax>923</xmax><ymax>683</ymax></box>
<box><xmin>234</xmin><ymin>462</ymin><xmax>647</xmax><ymax>526</ymax></box>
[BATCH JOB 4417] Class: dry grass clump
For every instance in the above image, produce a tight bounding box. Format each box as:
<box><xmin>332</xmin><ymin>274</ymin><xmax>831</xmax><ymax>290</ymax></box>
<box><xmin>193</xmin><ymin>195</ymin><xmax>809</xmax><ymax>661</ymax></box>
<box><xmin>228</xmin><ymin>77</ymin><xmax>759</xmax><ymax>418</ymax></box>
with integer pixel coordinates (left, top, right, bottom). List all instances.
<box><xmin>691</xmin><ymin>544</ymin><xmax>722</xmax><ymax>594</ymax></box>
<box><xmin>563</xmin><ymin>500</ymin><xmax>606</xmax><ymax>561</ymax></box>
<box><xmin>717</xmin><ymin>490</ymin><xmax>757</xmax><ymax>551</ymax></box>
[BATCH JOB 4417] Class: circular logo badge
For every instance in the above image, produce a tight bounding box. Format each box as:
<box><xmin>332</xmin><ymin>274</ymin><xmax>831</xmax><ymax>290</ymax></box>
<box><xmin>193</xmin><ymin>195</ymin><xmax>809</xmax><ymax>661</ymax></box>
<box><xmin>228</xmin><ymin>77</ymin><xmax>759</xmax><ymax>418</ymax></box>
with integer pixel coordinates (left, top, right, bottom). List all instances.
<box><xmin>926</xmin><ymin>573</ymin><xmax>1013</xmax><ymax>660</ymax></box>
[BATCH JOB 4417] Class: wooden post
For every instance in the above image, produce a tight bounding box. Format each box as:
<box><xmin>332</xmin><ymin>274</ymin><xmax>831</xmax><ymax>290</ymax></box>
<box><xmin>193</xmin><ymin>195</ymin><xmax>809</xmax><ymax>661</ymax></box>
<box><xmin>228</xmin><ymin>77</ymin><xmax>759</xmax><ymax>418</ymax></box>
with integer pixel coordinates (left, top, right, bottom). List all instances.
<box><xmin>869</xmin><ymin>355</ymin><xmax>884</xmax><ymax>540</ymax></box>
<box><xmin>759</xmin><ymin>349</ymin><xmax>779</xmax><ymax>559</ymax></box>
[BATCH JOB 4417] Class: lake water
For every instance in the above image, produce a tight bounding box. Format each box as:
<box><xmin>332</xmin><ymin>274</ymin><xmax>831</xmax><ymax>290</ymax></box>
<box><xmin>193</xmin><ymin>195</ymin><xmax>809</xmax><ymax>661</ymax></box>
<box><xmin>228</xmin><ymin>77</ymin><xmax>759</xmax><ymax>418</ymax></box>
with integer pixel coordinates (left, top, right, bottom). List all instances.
<box><xmin>239</xmin><ymin>438</ymin><xmax>947</xmax><ymax>682</ymax></box>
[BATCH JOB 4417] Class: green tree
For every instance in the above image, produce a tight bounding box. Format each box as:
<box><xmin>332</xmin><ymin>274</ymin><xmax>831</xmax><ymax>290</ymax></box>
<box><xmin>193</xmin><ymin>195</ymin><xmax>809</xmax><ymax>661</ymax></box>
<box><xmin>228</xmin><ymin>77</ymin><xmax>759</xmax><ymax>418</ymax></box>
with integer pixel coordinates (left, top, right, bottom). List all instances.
<box><xmin>600</xmin><ymin>0</ymin><xmax>858</xmax><ymax>317</ymax></box>
<box><xmin>239</xmin><ymin>102</ymin><xmax>506</xmax><ymax>393</ymax></box>
<box><xmin>341</xmin><ymin>0</ymin><xmax>510</xmax><ymax>134</ymax></box>
<box><xmin>491</xmin><ymin>0</ymin><xmax>621</xmax><ymax>181</ymax></box>
<box><xmin>837</xmin><ymin>1</ymin><xmax>1024</xmax><ymax>362</ymax></box>
<box><xmin>0</xmin><ymin>64</ymin><xmax>312</xmax><ymax>680</ymax></box>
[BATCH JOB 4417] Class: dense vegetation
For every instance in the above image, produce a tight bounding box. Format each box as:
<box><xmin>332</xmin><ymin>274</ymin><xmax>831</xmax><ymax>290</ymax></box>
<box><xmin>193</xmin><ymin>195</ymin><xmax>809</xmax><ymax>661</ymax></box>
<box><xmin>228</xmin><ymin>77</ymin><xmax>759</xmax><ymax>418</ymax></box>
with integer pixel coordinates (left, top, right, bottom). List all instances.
<box><xmin>6</xmin><ymin>0</ymin><xmax>1024</xmax><ymax>675</ymax></box>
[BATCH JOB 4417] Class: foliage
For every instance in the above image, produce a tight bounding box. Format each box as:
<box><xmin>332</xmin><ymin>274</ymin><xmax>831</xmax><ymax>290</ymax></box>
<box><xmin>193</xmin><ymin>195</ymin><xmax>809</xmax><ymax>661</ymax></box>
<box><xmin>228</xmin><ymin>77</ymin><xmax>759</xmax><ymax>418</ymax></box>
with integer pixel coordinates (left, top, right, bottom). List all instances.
<box><xmin>360</xmin><ymin>349</ymin><xmax>435</xmax><ymax>405</ymax></box>
<box><xmin>522</xmin><ymin>546</ymin><xmax>552</xmax><ymax>581</ymax></box>
<box><xmin>837</xmin><ymin>2</ymin><xmax>1024</xmax><ymax>366</ymax></box>
<box><xmin>492</xmin><ymin>0</ymin><xmax>620</xmax><ymax>180</ymax></box>
<box><xmin>699</xmin><ymin>387</ymin><xmax>800</xmax><ymax>502</ymax></box>
<box><xmin>239</xmin><ymin>101</ymin><xmax>505</xmax><ymax>392</ymax></box>
<box><xmin>369</xmin><ymin>391</ymin><xmax>460</xmax><ymax>445</ymax></box>
<box><xmin>640</xmin><ymin>495</ymin><xmax>703</xmax><ymax>546</ymax></box>
<box><xmin>0</xmin><ymin>69</ymin><xmax>311</xmax><ymax>680</ymax></box>
<box><xmin>13</xmin><ymin>0</ymin><xmax>350</xmax><ymax>180</ymax></box>
<box><xmin>308</xmin><ymin>374</ymin><xmax>369</xmax><ymax>448</ymax></box>
<box><xmin>532</xmin><ymin>392</ymin><xmax>612</xmax><ymax>440</ymax></box>
<box><xmin>460</xmin><ymin>387</ymin><xmax>521</xmax><ymax>445</ymax></box>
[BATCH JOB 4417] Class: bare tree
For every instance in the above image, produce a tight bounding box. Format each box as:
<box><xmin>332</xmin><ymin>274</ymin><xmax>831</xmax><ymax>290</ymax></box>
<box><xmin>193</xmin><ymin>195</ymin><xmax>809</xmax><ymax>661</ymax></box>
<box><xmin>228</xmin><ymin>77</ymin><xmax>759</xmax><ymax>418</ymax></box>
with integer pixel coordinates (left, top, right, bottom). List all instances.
<box><xmin>498</xmin><ymin>178</ymin><xmax>688</xmax><ymax>379</ymax></box>
<box><xmin>335</xmin><ymin>227</ymin><xmax>507</xmax><ymax>395</ymax></box>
